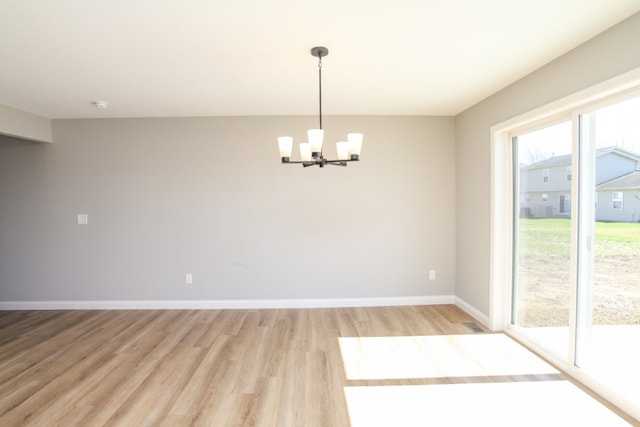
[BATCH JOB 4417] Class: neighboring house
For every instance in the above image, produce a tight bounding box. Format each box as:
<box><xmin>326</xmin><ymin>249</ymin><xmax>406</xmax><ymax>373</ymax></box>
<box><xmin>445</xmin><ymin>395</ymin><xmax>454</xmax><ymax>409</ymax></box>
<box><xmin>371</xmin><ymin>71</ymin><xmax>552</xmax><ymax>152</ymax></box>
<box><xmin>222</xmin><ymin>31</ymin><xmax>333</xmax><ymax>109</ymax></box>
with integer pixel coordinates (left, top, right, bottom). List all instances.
<box><xmin>520</xmin><ymin>147</ymin><xmax>640</xmax><ymax>222</ymax></box>
<box><xmin>596</xmin><ymin>170</ymin><xmax>640</xmax><ymax>223</ymax></box>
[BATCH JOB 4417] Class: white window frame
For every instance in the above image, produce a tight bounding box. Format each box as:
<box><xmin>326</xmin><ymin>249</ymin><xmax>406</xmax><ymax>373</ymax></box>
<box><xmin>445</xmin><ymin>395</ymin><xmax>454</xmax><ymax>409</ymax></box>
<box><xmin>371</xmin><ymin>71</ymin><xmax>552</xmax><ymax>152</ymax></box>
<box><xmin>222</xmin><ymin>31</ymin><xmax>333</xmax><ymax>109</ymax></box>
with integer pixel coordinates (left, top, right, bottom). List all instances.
<box><xmin>542</xmin><ymin>194</ymin><xmax>548</xmax><ymax>202</ymax></box>
<box><xmin>542</xmin><ymin>168</ymin><xmax>549</xmax><ymax>183</ymax></box>
<box><xmin>566</xmin><ymin>166</ymin><xmax>572</xmax><ymax>181</ymax></box>
<box><xmin>490</xmin><ymin>67</ymin><xmax>640</xmax><ymax>421</ymax></box>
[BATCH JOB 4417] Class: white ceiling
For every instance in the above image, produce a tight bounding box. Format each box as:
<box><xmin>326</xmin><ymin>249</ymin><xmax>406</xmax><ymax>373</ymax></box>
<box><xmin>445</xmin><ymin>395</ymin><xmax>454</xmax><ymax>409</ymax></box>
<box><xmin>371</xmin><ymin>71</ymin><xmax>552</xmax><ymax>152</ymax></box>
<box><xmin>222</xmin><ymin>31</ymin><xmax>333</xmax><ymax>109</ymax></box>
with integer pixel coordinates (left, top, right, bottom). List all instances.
<box><xmin>1</xmin><ymin>1</ymin><xmax>639</xmax><ymax>119</ymax></box>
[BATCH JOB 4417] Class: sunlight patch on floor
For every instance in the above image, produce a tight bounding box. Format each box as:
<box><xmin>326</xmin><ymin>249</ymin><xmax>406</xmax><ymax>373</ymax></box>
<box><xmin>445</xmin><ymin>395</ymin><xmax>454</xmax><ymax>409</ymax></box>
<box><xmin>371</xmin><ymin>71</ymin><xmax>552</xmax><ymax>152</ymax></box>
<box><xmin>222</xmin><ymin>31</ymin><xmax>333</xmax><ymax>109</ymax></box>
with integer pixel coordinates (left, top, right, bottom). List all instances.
<box><xmin>338</xmin><ymin>334</ymin><xmax>558</xmax><ymax>380</ymax></box>
<box><xmin>344</xmin><ymin>381</ymin><xmax>630</xmax><ymax>427</ymax></box>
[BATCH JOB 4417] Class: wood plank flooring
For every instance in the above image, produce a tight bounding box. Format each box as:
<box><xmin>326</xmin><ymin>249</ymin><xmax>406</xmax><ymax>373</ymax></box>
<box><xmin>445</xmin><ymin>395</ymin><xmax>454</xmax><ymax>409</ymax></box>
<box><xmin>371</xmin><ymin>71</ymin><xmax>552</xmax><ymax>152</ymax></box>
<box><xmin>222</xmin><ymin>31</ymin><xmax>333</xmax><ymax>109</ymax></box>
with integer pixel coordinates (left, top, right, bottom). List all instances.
<box><xmin>0</xmin><ymin>305</ymin><xmax>633</xmax><ymax>426</ymax></box>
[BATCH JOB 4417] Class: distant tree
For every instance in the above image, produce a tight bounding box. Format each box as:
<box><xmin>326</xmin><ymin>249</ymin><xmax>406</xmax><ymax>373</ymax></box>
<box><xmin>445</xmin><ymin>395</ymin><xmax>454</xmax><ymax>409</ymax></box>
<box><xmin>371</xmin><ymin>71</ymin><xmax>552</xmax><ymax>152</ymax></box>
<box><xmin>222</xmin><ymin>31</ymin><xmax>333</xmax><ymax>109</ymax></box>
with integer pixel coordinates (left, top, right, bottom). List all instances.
<box><xmin>525</xmin><ymin>148</ymin><xmax>551</xmax><ymax>165</ymax></box>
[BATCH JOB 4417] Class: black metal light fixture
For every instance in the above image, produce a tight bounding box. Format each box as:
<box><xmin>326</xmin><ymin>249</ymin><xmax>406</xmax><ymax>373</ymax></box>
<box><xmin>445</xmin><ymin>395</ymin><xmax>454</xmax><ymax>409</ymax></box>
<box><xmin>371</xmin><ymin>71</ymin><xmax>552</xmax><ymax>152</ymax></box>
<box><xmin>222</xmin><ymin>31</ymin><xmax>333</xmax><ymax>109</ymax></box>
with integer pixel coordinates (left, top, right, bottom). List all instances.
<box><xmin>278</xmin><ymin>46</ymin><xmax>363</xmax><ymax>168</ymax></box>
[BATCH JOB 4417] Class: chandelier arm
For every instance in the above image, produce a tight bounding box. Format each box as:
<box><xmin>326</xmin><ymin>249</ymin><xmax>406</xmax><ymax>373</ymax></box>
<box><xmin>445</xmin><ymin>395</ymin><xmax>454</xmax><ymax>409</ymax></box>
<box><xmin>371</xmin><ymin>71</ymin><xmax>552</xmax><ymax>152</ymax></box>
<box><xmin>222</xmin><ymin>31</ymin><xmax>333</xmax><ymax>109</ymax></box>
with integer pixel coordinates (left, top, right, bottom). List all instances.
<box><xmin>282</xmin><ymin>160</ymin><xmax>316</xmax><ymax>165</ymax></box>
<box><xmin>282</xmin><ymin>158</ymin><xmax>358</xmax><ymax>166</ymax></box>
<box><xmin>325</xmin><ymin>159</ymin><xmax>358</xmax><ymax>163</ymax></box>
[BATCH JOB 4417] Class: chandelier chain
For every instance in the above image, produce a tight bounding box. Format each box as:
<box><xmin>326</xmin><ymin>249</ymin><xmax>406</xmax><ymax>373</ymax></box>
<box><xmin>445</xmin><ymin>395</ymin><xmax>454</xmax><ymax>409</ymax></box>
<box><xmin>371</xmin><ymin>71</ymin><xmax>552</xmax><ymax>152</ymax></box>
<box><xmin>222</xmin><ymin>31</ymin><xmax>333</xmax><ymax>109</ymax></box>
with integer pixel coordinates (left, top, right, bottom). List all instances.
<box><xmin>318</xmin><ymin>54</ymin><xmax>323</xmax><ymax>130</ymax></box>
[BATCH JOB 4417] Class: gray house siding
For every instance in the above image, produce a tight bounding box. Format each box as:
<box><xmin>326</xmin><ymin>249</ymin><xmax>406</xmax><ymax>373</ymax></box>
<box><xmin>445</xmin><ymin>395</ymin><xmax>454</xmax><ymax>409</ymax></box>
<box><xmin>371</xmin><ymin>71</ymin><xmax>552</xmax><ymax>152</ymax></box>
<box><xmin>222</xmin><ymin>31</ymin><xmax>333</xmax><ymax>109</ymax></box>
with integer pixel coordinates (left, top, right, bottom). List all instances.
<box><xmin>520</xmin><ymin>160</ymin><xmax>572</xmax><ymax>218</ymax></box>
<box><xmin>519</xmin><ymin>189</ymin><xmax>571</xmax><ymax>218</ymax></box>
<box><xmin>520</xmin><ymin>148</ymin><xmax>640</xmax><ymax>221</ymax></box>
<box><xmin>596</xmin><ymin>190</ymin><xmax>640</xmax><ymax>222</ymax></box>
<box><xmin>596</xmin><ymin>154</ymin><xmax>638</xmax><ymax>185</ymax></box>
<box><xmin>596</xmin><ymin>170</ymin><xmax>640</xmax><ymax>222</ymax></box>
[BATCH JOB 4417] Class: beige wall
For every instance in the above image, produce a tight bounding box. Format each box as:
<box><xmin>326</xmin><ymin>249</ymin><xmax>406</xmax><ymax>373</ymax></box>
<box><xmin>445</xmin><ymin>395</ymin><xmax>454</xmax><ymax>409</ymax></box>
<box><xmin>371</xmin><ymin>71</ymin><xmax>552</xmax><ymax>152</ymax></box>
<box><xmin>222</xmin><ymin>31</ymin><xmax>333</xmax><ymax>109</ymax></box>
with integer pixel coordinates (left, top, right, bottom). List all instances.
<box><xmin>455</xmin><ymin>12</ymin><xmax>640</xmax><ymax>315</ymax></box>
<box><xmin>0</xmin><ymin>104</ymin><xmax>52</xmax><ymax>143</ymax></box>
<box><xmin>0</xmin><ymin>116</ymin><xmax>455</xmax><ymax>302</ymax></box>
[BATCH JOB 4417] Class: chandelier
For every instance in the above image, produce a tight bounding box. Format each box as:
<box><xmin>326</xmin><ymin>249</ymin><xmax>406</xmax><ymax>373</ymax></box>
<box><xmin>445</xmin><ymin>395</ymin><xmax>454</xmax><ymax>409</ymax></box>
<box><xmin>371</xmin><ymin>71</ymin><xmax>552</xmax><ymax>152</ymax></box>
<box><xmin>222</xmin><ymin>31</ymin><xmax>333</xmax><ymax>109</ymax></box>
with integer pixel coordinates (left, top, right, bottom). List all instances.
<box><xmin>278</xmin><ymin>46</ymin><xmax>363</xmax><ymax>168</ymax></box>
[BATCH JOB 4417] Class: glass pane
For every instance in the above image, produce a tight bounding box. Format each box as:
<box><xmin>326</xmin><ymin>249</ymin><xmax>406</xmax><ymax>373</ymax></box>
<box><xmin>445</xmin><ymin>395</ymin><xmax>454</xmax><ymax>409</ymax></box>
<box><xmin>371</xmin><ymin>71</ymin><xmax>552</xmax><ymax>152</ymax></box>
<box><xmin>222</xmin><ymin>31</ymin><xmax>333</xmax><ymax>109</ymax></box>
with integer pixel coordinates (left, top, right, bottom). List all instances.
<box><xmin>513</xmin><ymin>120</ymin><xmax>572</xmax><ymax>360</ymax></box>
<box><xmin>576</xmin><ymin>94</ymin><xmax>640</xmax><ymax>408</ymax></box>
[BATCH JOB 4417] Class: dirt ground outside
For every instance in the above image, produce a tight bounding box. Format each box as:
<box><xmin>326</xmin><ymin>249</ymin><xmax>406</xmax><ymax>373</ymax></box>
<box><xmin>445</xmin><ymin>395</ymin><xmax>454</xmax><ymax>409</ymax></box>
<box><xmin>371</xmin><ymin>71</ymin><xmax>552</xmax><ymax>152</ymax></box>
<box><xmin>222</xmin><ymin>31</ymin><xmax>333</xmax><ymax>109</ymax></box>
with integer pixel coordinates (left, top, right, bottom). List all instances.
<box><xmin>515</xmin><ymin>218</ymin><xmax>640</xmax><ymax>327</ymax></box>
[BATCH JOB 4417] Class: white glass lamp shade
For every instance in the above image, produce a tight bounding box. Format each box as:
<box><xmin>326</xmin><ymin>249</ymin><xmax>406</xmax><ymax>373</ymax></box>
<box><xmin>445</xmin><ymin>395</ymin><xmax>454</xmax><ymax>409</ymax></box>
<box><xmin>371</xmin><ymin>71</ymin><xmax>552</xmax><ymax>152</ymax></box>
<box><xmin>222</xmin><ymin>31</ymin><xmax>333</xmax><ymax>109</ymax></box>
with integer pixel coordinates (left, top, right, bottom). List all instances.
<box><xmin>336</xmin><ymin>142</ymin><xmax>349</xmax><ymax>160</ymax></box>
<box><xmin>300</xmin><ymin>143</ymin><xmax>313</xmax><ymax>161</ymax></box>
<box><xmin>278</xmin><ymin>136</ymin><xmax>293</xmax><ymax>159</ymax></box>
<box><xmin>307</xmin><ymin>129</ymin><xmax>324</xmax><ymax>155</ymax></box>
<box><xmin>347</xmin><ymin>132</ymin><xmax>363</xmax><ymax>159</ymax></box>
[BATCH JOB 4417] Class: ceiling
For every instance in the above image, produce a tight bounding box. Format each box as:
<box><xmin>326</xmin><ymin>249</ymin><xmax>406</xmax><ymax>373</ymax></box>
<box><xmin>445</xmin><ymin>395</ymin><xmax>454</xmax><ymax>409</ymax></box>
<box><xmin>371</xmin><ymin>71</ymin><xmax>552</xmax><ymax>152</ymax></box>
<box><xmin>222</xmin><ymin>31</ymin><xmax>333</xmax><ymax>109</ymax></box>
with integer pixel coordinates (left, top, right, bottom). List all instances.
<box><xmin>1</xmin><ymin>1</ymin><xmax>639</xmax><ymax>119</ymax></box>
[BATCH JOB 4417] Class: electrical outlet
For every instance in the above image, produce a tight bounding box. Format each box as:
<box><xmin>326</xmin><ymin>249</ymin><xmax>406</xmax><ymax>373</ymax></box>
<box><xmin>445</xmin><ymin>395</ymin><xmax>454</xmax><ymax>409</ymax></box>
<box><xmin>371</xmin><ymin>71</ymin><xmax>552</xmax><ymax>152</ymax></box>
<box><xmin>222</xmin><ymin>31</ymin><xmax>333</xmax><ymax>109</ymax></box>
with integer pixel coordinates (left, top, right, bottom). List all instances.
<box><xmin>429</xmin><ymin>270</ymin><xmax>436</xmax><ymax>280</ymax></box>
<box><xmin>185</xmin><ymin>273</ymin><xmax>193</xmax><ymax>284</ymax></box>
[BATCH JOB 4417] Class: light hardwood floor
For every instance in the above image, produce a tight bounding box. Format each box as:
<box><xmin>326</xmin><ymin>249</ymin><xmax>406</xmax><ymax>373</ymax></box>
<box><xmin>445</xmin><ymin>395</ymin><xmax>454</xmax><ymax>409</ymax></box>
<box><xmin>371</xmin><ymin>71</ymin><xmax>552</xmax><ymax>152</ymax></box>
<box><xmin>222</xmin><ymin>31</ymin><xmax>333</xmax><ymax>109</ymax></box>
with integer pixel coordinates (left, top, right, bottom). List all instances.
<box><xmin>0</xmin><ymin>305</ymin><xmax>634</xmax><ymax>426</ymax></box>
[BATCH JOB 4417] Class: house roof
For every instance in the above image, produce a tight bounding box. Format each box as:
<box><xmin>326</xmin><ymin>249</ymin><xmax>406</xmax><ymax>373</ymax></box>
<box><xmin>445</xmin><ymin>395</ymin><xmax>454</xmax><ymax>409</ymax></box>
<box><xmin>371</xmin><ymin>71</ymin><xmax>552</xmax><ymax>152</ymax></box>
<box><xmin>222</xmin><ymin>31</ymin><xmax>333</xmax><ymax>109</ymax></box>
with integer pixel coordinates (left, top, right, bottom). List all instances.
<box><xmin>522</xmin><ymin>146</ymin><xmax>640</xmax><ymax>170</ymax></box>
<box><xmin>595</xmin><ymin>146</ymin><xmax>640</xmax><ymax>162</ymax></box>
<box><xmin>521</xmin><ymin>153</ymin><xmax>572</xmax><ymax>170</ymax></box>
<box><xmin>597</xmin><ymin>170</ymin><xmax>640</xmax><ymax>190</ymax></box>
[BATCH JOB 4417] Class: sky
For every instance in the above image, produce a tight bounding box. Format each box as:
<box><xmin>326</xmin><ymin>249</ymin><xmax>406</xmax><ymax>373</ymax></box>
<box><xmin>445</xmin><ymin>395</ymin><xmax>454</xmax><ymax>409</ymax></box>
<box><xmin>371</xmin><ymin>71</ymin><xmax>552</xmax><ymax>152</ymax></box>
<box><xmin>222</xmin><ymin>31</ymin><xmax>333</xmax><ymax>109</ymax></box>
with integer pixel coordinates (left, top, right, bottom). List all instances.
<box><xmin>518</xmin><ymin>94</ymin><xmax>640</xmax><ymax>165</ymax></box>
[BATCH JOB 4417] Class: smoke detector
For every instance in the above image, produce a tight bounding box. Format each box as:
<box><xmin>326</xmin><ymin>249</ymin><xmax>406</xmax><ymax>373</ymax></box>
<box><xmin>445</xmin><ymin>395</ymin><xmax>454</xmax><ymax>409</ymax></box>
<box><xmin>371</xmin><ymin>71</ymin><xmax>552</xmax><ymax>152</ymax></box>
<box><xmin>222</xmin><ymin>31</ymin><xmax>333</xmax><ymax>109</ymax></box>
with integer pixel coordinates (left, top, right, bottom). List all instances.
<box><xmin>92</xmin><ymin>101</ymin><xmax>109</xmax><ymax>109</ymax></box>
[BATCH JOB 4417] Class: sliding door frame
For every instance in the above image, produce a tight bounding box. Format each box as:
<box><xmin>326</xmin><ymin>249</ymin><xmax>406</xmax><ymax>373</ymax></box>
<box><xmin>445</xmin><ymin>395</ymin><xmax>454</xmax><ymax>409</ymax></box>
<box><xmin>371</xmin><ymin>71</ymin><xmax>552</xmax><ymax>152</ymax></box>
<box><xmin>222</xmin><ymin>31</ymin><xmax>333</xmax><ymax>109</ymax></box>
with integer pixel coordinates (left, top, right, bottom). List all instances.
<box><xmin>490</xmin><ymin>67</ymin><xmax>640</xmax><ymax>420</ymax></box>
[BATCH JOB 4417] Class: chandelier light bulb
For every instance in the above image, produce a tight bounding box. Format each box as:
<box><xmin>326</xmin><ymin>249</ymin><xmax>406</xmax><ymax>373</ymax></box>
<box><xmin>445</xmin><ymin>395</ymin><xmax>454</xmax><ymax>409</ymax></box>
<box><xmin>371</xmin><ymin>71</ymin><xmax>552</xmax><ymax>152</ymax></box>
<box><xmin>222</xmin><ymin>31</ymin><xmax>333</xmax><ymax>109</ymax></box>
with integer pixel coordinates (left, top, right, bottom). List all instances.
<box><xmin>278</xmin><ymin>136</ymin><xmax>293</xmax><ymax>161</ymax></box>
<box><xmin>307</xmin><ymin>129</ymin><xmax>324</xmax><ymax>156</ymax></box>
<box><xmin>336</xmin><ymin>142</ymin><xmax>350</xmax><ymax>160</ymax></box>
<box><xmin>347</xmin><ymin>133</ymin><xmax>363</xmax><ymax>160</ymax></box>
<box><xmin>300</xmin><ymin>143</ymin><xmax>312</xmax><ymax>161</ymax></box>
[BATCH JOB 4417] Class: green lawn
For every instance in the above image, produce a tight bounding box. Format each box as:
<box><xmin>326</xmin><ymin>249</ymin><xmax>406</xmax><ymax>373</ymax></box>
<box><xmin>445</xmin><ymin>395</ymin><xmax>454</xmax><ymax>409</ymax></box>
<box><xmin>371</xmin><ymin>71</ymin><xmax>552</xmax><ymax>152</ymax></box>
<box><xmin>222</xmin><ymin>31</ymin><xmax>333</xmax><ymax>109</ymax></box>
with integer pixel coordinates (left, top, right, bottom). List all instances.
<box><xmin>518</xmin><ymin>218</ymin><xmax>640</xmax><ymax>258</ymax></box>
<box><xmin>516</xmin><ymin>217</ymin><xmax>640</xmax><ymax>326</ymax></box>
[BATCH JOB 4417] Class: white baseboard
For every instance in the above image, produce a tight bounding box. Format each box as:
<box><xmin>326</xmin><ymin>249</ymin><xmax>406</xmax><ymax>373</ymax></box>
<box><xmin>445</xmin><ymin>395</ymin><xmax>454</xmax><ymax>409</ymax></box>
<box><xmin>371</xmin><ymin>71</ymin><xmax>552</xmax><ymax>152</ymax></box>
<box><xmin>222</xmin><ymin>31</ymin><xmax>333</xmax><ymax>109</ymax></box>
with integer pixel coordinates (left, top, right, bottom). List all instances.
<box><xmin>454</xmin><ymin>296</ymin><xmax>490</xmax><ymax>328</ymax></box>
<box><xmin>0</xmin><ymin>295</ymin><xmax>455</xmax><ymax>311</ymax></box>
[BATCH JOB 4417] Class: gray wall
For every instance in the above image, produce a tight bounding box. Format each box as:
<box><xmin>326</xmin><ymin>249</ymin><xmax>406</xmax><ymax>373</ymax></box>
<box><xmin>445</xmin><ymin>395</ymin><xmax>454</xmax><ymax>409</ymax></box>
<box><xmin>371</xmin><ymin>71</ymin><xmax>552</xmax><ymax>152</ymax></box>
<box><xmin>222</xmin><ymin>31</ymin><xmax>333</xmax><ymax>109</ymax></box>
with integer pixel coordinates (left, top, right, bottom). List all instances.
<box><xmin>455</xmin><ymin>12</ymin><xmax>640</xmax><ymax>315</ymax></box>
<box><xmin>0</xmin><ymin>116</ymin><xmax>455</xmax><ymax>302</ymax></box>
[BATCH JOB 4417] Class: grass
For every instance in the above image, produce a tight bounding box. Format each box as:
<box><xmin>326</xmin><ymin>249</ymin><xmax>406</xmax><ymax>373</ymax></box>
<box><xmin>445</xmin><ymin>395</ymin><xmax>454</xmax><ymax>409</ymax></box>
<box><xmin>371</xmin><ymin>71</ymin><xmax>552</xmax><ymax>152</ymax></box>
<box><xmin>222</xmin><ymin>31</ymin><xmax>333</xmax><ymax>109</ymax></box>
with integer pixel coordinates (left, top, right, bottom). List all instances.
<box><xmin>518</xmin><ymin>218</ymin><xmax>640</xmax><ymax>258</ymax></box>
<box><xmin>517</xmin><ymin>218</ymin><xmax>571</xmax><ymax>258</ymax></box>
<box><xmin>516</xmin><ymin>218</ymin><xmax>640</xmax><ymax>327</ymax></box>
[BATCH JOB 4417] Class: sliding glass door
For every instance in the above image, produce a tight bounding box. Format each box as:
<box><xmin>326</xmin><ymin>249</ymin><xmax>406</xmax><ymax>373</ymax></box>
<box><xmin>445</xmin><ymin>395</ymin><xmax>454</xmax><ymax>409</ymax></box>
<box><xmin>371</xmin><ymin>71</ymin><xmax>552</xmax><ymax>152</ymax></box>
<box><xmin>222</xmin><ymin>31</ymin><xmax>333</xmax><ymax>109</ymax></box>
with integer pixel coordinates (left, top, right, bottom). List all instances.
<box><xmin>510</xmin><ymin>92</ymin><xmax>640</xmax><ymax>411</ymax></box>
<box><xmin>575</xmin><ymin>95</ymin><xmax>640</xmax><ymax>407</ymax></box>
<box><xmin>512</xmin><ymin>120</ymin><xmax>573</xmax><ymax>360</ymax></box>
